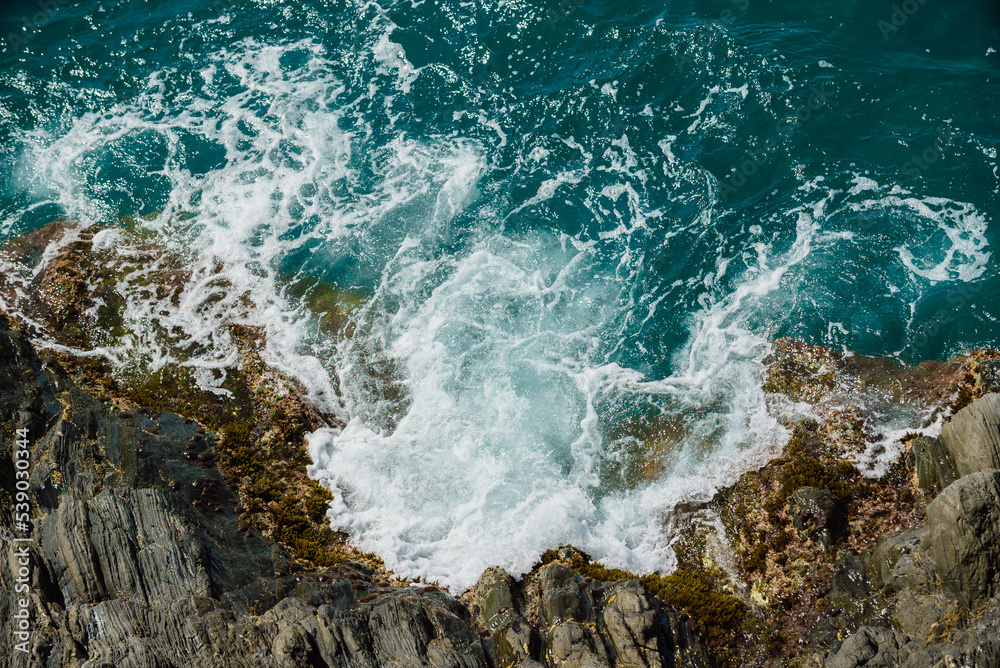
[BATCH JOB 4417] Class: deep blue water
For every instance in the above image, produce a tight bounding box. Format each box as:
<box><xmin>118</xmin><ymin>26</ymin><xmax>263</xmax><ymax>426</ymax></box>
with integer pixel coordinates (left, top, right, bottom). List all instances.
<box><xmin>1</xmin><ymin>0</ymin><xmax>998</xmax><ymax>587</ymax></box>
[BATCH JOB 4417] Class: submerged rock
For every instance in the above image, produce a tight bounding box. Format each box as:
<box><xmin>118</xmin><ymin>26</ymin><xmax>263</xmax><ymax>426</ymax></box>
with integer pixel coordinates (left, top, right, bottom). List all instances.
<box><xmin>787</xmin><ymin>486</ymin><xmax>840</xmax><ymax>548</ymax></box>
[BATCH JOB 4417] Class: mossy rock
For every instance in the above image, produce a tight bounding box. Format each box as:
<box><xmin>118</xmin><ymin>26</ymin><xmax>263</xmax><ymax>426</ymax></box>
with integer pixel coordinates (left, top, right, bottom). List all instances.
<box><xmin>642</xmin><ymin>568</ymin><xmax>745</xmax><ymax>629</ymax></box>
<box><xmin>534</xmin><ymin>546</ymin><xmax>745</xmax><ymax>631</ymax></box>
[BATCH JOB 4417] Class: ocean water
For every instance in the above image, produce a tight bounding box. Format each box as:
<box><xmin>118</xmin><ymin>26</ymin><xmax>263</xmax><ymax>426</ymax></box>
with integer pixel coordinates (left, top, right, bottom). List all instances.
<box><xmin>1</xmin><ymin>0</ymin><xmax>998</xmax><ymax>589</ymax></box>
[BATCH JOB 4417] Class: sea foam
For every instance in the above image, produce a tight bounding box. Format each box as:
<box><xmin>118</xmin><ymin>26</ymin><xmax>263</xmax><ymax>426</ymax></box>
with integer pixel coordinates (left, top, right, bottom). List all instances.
<box><xmin>4</xmin><ymin>16</ymin><xmax>994</xmax><ymax>593</ymax></box>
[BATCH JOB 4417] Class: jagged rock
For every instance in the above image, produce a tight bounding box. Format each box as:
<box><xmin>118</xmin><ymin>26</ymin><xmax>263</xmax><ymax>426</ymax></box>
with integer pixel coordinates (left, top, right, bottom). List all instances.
<box><xmin>823</xmin><ymin>626</ymin><xmax>910</xmax><ymax>668</ymax></box>
<box><xmin>475</xmin><ymin>568</ymin><xmax>538</xmax><ymax>668</ymax></box>
<box><xmin>492</xmin><ymin>622</ymin><xmax>540</xmax><ymax>668</ymax></box>
<box><xmin>939</xmin><ymin>394</ymin><xmax>1000</xmax><ymax>477</ymax></box>
<box><xmin>965</xmin><ymin>638</ymin><xmax>1000</xmax><ymax>668</ymax></box>
<box><xmin>547</xmin><ymin>621</ymin><xmax>609</xmax><ymax>668</ymax></box>
<box><xmin>889</xmin><ymin>589</ymin><xmax>961</xmax><ymax>642</ymax></box>
<box><xmin>901</xmin><ymin>635</ymin><xmax>1000</xmax><ymax>668</ymax></box>
<box><xmin>0</xmin><ymin>314</ymin><xmax>491</xmax><ymax>668</ymax></box>
<box><xmin>3</xmin><ymin>313</ymin><xmax>724</xmax><ymax>668</ymax></box>
<box><xmin>865</xmin><ymin>527</ymin><xmax>937</xmax><ymax>596</ymax></box>
<box><xmin>911</xmin><ymin>436</ymin><xmax>958</xmax><ymax>492</ymax></box>
<box><xmin>922</xmin><ymin>469</ymin><xmax>1000</xmax><ymax>608</ymax></box>
<box><xmin>601</xmin><ymin>579</ymin><xmax>666</xmax><ymax>668</ymax></box>
<box><xmin>537</xmin><ymin>563</ymin><xmax>597</xmax><ymax>626</ymax></box>
<box><xmin>477</xmin><ymin>567</ymin><xmax>520</xmax><ymax>629</ymax></box>
<box><xmin>535</xmin><ymin>564</ymin><xmax>607</xmax><ymax>668</ymax></box>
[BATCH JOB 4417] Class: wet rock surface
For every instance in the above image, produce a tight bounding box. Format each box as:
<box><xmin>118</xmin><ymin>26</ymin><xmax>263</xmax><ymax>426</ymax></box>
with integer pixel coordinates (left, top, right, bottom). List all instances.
<box><xmin>0</xmin><ymin>314</ymin><xmax>489</xmax><ymax>667</ymax></box>
<box><xmin>911</xmin><ymin>436</ymin><xmax>958</xmax><ymax>494</ymax></box>
<box><xmin>787</xmin><ymin>486</ymin><xmax>840</xmax><ymax>549</ymax></box>
<box><xmin>798</xmin><ymin>394</ymin><xmax>1000</xmax><ymax>668</ymax></box>
<box><xmin>708</xmin><ymin>341</ymin><xmax>1000</xmax><ymax>667</ymax></box>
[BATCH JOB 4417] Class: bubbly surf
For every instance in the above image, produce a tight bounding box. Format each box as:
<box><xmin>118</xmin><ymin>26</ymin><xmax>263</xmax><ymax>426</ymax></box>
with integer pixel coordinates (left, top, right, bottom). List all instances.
<box><xmin>1</xmin><ymin>0</ymin><xmax>997</xmax><ymax>590</ymax></box>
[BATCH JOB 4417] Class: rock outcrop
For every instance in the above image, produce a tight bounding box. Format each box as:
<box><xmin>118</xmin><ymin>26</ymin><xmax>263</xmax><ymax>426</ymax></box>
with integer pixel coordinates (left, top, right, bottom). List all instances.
<box><xmin>0</xmin><ymin>313</ymin><xmax>490</xmax><ymax>666</ymax></box>
<box><xmin>802</xmin><ymin>395</ymin><xmax>1000</xmax><ymax>668</ymax></box>
<box><xmin>939</xmin><ymin>394</ymin><xmax>1000</xmax><ymax>476</ymax></box>
<box><xmin>472</xmin><ymin>561</ymin><xmax>711</xmax><ymax>668</ymax></box>
<box><xmin>923</xmin><ymin>469</ymin><xmax>1000</xmax><ymax>608</ymax></box>
<box><xmin>6</xmin><ymin>222</ymin><xmax>1000</xmax><ymax>668</ymax></box>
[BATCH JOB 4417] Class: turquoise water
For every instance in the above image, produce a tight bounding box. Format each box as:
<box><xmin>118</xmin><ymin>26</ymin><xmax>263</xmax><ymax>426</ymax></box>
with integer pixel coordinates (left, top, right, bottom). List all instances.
<box><xmin>1</xmin><ymin>0</ymin><xmax>998</xmax><ymax>587</ymax></box>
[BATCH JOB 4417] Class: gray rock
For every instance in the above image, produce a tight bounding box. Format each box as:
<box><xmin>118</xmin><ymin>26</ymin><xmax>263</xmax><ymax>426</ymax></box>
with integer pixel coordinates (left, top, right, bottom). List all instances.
<box><xmin>901</xmin><ymin>644</ymin><xmax>962</xmax><ymax>668</ymax></box>
<box><xmin>535</xmin><ymin>564</ymin><xmax>606</xmax><ymax>668</ymax></box>
<box><xmin>911</xmin><ymin>436</ymin><xmax>958</xmax><ymax>493</ymax></box>
<box><xmin>547</xmin><ymin>621</ymin><xmax>609</xmax><ymax>668</ymax></box>
<box><xmin>0</xmin><ymin>315</ymin><xmax>489</xmax><ymax>668</ymax></box>
<box><xmin>492</xmin><ymin>621</ymin><xmax>540</xmax><ymax>668</ymax></box>
<box><xmin>824</xmin><ymin>626</ymin><xmax>910</xmax><ymax>668</ymax></box>
<box><xmin>476</xmin><ymin>567</ymin><xmax>520</xmax><ymax>630</ymax></box>
<box><xmin>889</xmin><ymin>589</ymin><xmax>960</xmax><ymax>642</ymax></box>
<box><xmin>601</xmin><ymin>579</ymin><xmax>665</xmax><ymax>668</ymax></box>
<box><xmin>865</xmin><ymin>527</ymin><xmax>937</xmax><ymax>595</ymax></box>
<box><xmin>1</xmin><ymin>314</ymin><xmax>721</xmax><ymax>668</ymax></box>
<box><xmin>922</xmin><ymin>469</ymin><xmax>1000</xmax><ymax>608</ymax></box>
<box><xmin>939</xmin><ymin>394</ymin><xmax>1000</xmax><ymax>477</ymax></box>
<box><xmin>967</xmin><ymin>638</ymin><xmax>1000</xmax><ymax>668</ymax></box>
<box><xmin>537</xmin><ymin>563</ymin><xmax>596</xmax><ymax>626</ymax></box>
<box><xmin>474</xmin><ymin>568</ymin><xmax>538</xmax><ymax>668</ymax></box>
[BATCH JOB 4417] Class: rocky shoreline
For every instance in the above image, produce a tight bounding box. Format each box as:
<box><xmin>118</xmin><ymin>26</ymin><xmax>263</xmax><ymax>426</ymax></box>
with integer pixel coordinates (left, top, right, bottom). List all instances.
<box><xmin>3</xmin><ymin>222</ymin><xmax>1000</xmax><ymax>667</ymax></box>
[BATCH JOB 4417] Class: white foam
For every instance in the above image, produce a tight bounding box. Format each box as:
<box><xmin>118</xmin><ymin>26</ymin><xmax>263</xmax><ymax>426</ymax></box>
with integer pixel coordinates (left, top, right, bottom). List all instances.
<box><xmin>304</xmin><ymin>188</ymin><xmax>817</xmax><ymax>589</ymax></box>
<box><xmin>8</xmin><ymin>16</ymin><xmax>993</xmax><ymax>597</ymax></box>
<box><xmin>9</xmin><ymin>31</ymin><xmax>482</xmax><ymax>413</ymax></box>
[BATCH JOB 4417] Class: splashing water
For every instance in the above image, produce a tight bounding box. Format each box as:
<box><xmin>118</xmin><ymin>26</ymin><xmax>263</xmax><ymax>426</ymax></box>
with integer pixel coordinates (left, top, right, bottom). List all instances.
<box><xmin>1</xmin><ymin>0</ymin><xmax>998</xmax><ymax>589</ymax></box>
